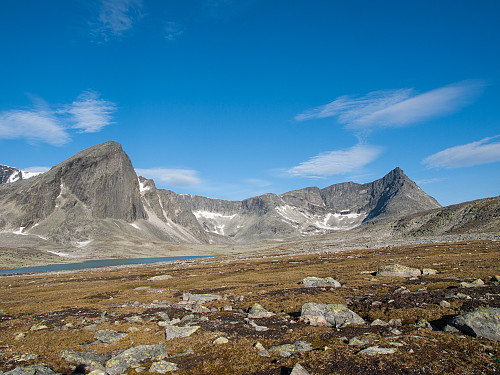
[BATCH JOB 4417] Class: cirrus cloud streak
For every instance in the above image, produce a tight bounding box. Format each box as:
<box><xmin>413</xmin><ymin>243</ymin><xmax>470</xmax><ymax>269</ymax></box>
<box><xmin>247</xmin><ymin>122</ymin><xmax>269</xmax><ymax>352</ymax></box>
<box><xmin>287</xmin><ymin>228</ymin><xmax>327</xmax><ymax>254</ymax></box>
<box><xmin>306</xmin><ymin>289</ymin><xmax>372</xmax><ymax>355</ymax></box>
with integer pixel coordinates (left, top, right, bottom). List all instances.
<box><xmin>295</xmin><ymin>80</ymin><xmax>485</xmax><ymax>131</ymax></box>
<box><xmin>423</xmin><ymin>135</ymin><xmax>500</xmax><ymax>169</ymax></box>
<box><xmin>287</xmin><ymin>144</ymin><xmax>383</xmax><ymax>178</ymax></box>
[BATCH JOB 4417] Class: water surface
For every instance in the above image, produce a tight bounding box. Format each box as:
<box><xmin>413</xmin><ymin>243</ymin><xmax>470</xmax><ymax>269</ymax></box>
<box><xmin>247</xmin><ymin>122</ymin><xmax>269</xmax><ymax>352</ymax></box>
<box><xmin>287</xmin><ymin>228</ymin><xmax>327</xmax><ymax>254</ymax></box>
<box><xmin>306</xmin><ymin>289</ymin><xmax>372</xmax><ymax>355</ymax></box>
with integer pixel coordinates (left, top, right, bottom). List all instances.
<box><xmin>0</xmin><ymin>255</ymin><xmax>217</xmax><ymax>275</ymax></box>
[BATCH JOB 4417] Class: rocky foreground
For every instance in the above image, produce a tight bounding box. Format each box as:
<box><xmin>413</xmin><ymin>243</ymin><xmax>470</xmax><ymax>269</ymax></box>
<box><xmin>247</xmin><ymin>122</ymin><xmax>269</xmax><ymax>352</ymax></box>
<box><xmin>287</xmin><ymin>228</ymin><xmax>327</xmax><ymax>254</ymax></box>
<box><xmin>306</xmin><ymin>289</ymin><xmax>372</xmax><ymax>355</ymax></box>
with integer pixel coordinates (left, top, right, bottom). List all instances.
<box><xmin>0</xmin><ymin>240</ymin><xmax>499</xmax><ymax>374</ymax></box>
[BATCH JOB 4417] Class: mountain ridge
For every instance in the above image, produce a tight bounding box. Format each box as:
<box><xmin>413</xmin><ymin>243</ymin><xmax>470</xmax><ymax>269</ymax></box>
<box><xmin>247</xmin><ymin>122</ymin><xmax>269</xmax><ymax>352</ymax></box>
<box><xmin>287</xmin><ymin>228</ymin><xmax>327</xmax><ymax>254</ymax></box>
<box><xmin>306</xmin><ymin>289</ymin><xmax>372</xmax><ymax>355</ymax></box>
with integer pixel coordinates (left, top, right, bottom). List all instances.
<box><xmin>0</xmin><ymin>141</ymin><xmax>442</xmax><ymax>249</ymax></box>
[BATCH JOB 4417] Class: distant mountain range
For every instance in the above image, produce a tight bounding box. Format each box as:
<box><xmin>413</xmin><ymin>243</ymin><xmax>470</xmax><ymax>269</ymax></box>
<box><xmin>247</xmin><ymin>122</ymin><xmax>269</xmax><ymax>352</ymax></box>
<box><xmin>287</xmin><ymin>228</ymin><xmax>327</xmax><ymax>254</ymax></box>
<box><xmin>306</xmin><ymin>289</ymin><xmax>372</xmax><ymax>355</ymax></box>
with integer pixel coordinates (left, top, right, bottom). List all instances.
<box><xmin>0</xmin><ymin>141</ymin><xmax>444</xmax><ymax>250</ymax></box>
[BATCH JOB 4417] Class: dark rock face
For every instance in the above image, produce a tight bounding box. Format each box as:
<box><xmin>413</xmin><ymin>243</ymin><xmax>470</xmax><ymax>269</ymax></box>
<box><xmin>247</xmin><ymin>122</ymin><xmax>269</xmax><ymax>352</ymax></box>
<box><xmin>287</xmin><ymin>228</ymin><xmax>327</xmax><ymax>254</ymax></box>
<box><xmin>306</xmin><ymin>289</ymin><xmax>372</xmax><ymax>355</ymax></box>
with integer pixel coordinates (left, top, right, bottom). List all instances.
<box><xmin>0</xmin><ymin>165</ymin><xmax>22</xmax><ymax>184</ymax></box>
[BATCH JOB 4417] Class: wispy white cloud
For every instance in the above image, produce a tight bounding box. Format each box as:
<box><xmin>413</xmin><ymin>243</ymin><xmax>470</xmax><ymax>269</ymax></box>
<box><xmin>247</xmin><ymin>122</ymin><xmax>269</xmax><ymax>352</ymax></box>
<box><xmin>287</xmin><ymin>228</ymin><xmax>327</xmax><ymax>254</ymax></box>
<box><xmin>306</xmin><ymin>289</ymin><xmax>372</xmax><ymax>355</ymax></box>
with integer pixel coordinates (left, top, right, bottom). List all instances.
<box><xmin>423</xmin><ymin>135</ymin><xmax>500</xmax><ymax>169</ymax></box>
<box><xmin>164</xmin><ymin>21</ymin><xmax>184</xmax><ymax>41</ymax></box>
<box><xmin>136</xmin><ymin>168</ymin><xmax>202</xmax><ymax>188</ymax></box>
<box><xmin>0</xmin><ymin>108</ymin><xmax>70</xmax><ymax>146</ymax></box>
<box><xmin>295</xmin><ymin>81</ymin><xmax>485</xmax><ymax>131</ymax></box>
<box><xmin>66</xmin><ymin>91</ymin><xmax>117</xmax><ymax>133</ymax></box>
<box><xmin>415</xmin><ymin>177</ymin><xmax>444</xmax><ymax>185</ymax></box>
<box><xmin>95</xmin><ymin>0</ymin><xmax>143</xmax><ymax>39</ymax></box>
<box><xmin>0</xmin><ymin>91</ymin><xmax>116</xmax><ymax>146</ymax></box>
<box><xmin>287</xmin><ymin>144</ymin><xmax>383</xmax><ymax>178</ymax></box>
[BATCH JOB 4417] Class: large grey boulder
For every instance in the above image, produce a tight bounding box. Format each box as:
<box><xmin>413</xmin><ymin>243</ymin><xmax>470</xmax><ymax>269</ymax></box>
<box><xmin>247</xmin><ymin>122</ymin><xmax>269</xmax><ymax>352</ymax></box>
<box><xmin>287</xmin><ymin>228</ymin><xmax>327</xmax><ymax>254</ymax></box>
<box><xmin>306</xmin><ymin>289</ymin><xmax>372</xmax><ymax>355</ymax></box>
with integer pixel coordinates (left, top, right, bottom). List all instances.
<box><xmin>165</xmin><ymin>325</ymin><xmax>200</xmax><ymax>340</ymax></box>
<box><xmin>301</xmin><ymin>277</ymin><xmax>341</xmax><ymax>288</ymax></box>
<box><xmin>105</xmin><ymin>343</ymin><xmax>167</xmax><ymax>375</ymax></box>
<box><xmin>3</xmin><ymin>365</ymin><xmax>57</xmax><ymax>375</ymax></box>
<box><xmin>447</xmin><ymin>307</ymin><xmax>500</xmax><ymax>341</ymax></box>
<box><xmin>376</xmin><ymin>264</ymin><xmax>421</xmax><ymax>277</ymax></box>
<box><xmin>181</xmin><ymin>293</ymin><xmax>221</xmax><ymax>304</ymax></box>
<box><xmin>268</xmin><ymin>341</ymin><xmax>313</xmax><ymax>357</ymax></box>
<box><xmin>300</xmin><ymin>303</ymin><xmax>365</xmax><ymax>327</ymax></box>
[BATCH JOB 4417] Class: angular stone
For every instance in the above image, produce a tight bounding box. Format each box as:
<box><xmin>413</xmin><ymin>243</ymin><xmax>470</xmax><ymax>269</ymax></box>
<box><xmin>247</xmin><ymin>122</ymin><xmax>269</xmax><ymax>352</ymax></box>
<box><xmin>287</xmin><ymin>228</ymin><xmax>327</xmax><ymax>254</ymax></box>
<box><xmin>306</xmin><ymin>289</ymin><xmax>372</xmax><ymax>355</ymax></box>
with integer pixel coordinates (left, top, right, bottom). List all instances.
<box><xmin>290</xmin><ymin>363</ymin><xmax>310</xmax><ymax>375</ymax></box>
<box><xmin>30</xmin><ymin>323</ymin><xmax>48</xmax><ymax>331</ymax></box>
<box><xmin>213</xmin><ymin>337</ymin><xmax>229</xmax><ymax>345</ymax></box>
<box><xmin>440</xmin><ymin>300</ymin><xmax>451</xmax><ymax>308</ymax></box>
<box><xmin>148</xmin><ymin>275</ymin><xmax>173</xmax><ymax>281</ymax></box>
<box><xmin>125</xmin><ymin>315</ymin><xmax>144</xmax><ymax>324</ymax></box>
<box><xmin>60</xmin><ymin>349</ymin><xmax>106</xmax><ymax>371</ymax></box>
<box><xmin>358</xmin><ymin>346</ymin><xmax>396</xmax><ymax>355</ymax></box>
<box><xmin>348</xmin><ymin>337</ymin><xmax>370</xmax><ymax>346</ymax></box>
<box><xmin>253</xmin><ymin>342</ymin><xmax>270</xmax><ymax>357</ymax></box>
<box><xmin>300</xmin><ymin>303</ymin><xmax>365</xmax><ymax>327</ymax></box>
<box><xmin>248</xmin><ymin>303</ymin><xmax>274</xmax><ymax>318</ymax></box>
<box><xmin>376</xmin><ymin>264</ymin><xmax>421</xmax><ymax>277</ymax></box>
<box><xmin>448</xmin><ymin>307</ymin><xmax>500</xmax><ymax>341</ymax></box>
<box><xmin>269</xmin><ymin>341</ymin><xmax>313</xmax><ymax>357</ymax></box>
<box><xmin>105</xmin><ymin>343</ymin><xmax>167</xmax><ymax>375</ymax></box>
<box><xmin>301</xmin><ymin>276</ymin><xmax>341</xmax><ymax>288</ymax></box>
<box><xmin>149</xmin><ymin>361</ymin><xmax>178</xmax><ymax>373</ymax></box>
<box><xmin>414</xmin><ymin>319</ymin><xmax>437</xmax><ymax>330</ymax></box>
<box><xmin>165</xmin><ymin>325</ymin><xmax>200</xmax><ymax>340</ymax></box>
<box><xmin>422</xmin><ymin>268</ymin><xmax>438</xmax><ymax>276</ymax></box>
<box><xmin>94</xmin><ymin>329</ymin><xmax>127</xmax><ymax>344</ymax></box>
<box><xmin>459</xmin><ymin>279</ymin><xmax>485</xmax><ymax>288</ymax></box>
<box><xmin>370</xmin><ymin>319</ymin><xmax>389</xmax><ymax>326</ymax></box>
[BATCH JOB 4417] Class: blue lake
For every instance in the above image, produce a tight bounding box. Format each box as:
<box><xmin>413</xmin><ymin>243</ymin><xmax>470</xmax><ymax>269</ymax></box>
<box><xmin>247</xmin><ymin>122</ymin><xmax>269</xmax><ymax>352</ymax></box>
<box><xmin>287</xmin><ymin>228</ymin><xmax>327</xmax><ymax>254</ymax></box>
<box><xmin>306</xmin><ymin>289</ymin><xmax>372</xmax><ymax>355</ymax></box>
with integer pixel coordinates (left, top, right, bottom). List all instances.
<box><xmin>0</xmin><ymin>255</ymin><xmax>217</xmax><ymax>275</ymax></box>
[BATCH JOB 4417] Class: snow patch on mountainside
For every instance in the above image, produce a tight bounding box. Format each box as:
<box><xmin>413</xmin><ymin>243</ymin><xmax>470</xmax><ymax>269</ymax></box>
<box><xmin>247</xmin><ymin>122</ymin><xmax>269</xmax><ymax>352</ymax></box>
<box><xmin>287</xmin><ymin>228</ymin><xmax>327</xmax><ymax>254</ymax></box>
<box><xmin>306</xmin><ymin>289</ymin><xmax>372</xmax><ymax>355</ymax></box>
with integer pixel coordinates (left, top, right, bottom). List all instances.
<box><xmin>193</xmin><ymin>211</ymin><xmax>239</xmax><ymax>236</ymax></box>
<box><xmin>275</xmin><ymin>205</ymin><xmax>366</xmax><ymax>234</ymax></box>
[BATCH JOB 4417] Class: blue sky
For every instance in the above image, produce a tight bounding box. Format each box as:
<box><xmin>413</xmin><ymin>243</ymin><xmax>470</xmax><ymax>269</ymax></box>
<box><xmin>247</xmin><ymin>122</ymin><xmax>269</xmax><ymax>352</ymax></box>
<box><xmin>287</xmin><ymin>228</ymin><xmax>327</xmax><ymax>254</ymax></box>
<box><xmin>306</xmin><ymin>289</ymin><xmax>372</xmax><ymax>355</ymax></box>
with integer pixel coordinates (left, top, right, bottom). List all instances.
<box><xmin>1</xmin><ymin>0</ymin><xmax>499</xmax><ymax>206</ymax></box>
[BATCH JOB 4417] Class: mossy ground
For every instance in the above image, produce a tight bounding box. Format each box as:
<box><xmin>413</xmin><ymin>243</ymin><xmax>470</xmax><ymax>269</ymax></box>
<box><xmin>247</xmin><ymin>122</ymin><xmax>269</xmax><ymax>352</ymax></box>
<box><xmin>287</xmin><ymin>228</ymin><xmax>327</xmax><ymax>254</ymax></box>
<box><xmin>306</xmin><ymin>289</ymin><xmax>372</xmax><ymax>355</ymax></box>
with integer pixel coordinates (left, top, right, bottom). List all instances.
<box><xmin>0</xmin><ymin>240</ymin><xmax>498</xmax><ymax>374</ymax></box>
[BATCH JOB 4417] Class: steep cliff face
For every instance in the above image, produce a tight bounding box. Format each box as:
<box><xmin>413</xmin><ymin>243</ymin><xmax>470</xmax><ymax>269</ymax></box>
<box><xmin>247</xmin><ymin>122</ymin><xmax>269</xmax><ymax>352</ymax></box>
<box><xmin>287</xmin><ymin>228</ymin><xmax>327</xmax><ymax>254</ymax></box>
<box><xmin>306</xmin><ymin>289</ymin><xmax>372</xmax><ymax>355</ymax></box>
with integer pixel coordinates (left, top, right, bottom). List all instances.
<box><xmin>0</xmin><ymin>165</ymin><xmax>22</xmax><ymax>184</ymax></box>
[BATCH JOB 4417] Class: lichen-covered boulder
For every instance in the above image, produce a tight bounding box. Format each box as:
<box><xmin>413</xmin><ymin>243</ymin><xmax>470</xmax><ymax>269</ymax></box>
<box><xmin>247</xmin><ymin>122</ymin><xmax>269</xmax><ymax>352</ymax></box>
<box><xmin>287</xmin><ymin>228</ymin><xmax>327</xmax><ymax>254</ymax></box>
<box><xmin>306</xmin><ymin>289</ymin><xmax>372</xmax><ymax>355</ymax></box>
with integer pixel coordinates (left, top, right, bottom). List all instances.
<box><xmin>300</xmin><ymin>303</ymin><xmax>365</xmax><ymax>327</ymax></box>
<box><xmin>448</xmin><ymin>307</ymin><xmax>500</xmax><ymax>341</ymax></box>
<box><xmin>182</xmin><ymin>293</ymin><xmax>221</xmax><ymax>304</ymax></box>
<box><xmin>60</xmin><ymin>349</ymin><xmax>106</xmax><ymax>371</ymax></box>
<box><xmin>149</xmin><ymin>360</ymin><xmax>178</xmax><ymax>373</ymax></box>
<box><xmin>358</xmin><ymin>346</ymin><xmax>396</xmax><ymax>355</ymax></box>
<box><xmin>3</xmin><ymin>365</ymin><xmax>57</xmax><ymax>375</ymax></box>
<box><xmin>301</xmin><ymin>277</ymin><xmax>341</xmax><ymax>288</ymax></box>
<box><xmin>165</xmin><ymin>325</ymin><xmax>200</xmax><ymax>340</ymax></box>
<box><xmin>105</xmin><ymin>343</ymin><xmax>167</xmax><ymax>375</ymax></box>
<box><xmin>459</xmin><ymin>279</ymin><xmax>485</xmax><ymax>288</ymax></box>
<box><xmin>376</xmin><ymin>264</ymin><xmax>421</xmax><ymax>277</ymax></box>
<box><xmin>268</xmin><ymin>341</ymin><xmax>313</xmax><ymax>357</ymax></box>
<box><xmin>248</xmin><ymin>303</ymin><xmax>274</xmax><ymax>318</ymax></box>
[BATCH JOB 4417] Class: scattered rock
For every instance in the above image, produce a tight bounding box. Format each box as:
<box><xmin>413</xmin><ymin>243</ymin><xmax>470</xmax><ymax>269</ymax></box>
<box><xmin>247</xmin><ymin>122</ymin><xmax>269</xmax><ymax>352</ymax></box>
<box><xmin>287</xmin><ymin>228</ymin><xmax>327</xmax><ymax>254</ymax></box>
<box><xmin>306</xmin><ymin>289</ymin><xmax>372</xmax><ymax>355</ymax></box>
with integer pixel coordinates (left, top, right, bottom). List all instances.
<box><xmin>3</xmin><ymin>365</ymin><xmax>57</xmax><ymax>375</ymax></box>
<box><xmin>388</xmin><ymin>319</ymin><xmax>402</xmax><ymax>327</ymax></box>
<box><xmin>300</xmin><ymin>303</ymin><xmax>365</xmax><ymax>327</ymax></box>
<box><xmin>415</xmin><ymin>319</ymin><xmax>437</xmax><ymax>331</ymax></box>
<box><xmin>459</xmin><ymin>279</ymin><xmax>485</xmax><ymax>288</ymax></box>
<box><xmin>157</xmin><ymin>312</ymin><xmax>170</xmax><ymax>321</ymax></box>
<box><xmin>358</xmin><ymin>346</ymin><xmax>396</xmax><ymax>355</ymax></box>
<box><xmin>447</xmin><ymin>307</ymin><xmax>500</xmax><ymax>341</ymax></box>
<box><xmin>254</xmin><ymin>342</ymin><xmax>270</xmax><ymax>357</ymax></box>
<box><xmin>94</xmin><ymin>329</ymin><xmax>127</xmax><ymax>345</ymax></box>
<box><xmin>422</xmin><ymin>268</ymin><xmax>438</xmax><ymax>276</ymax></box>
<box><xmin>371</xmin><ymin>319</ymin><xmax>389</xmax><ymax>326</ymax></box>
<box><xmin>213</xmin><ymin>337</ymin><xmax>229</xmax><ymax>345</ymax></box>
<box><xmin>149</xmin><ymin>360</ymin><xmax>178</xmax><ymax>373</ymax></box>
<box><xmin>248</xmin><ymin>303</ymin><xmax>274</xmax><ymax>318</ymax></box>
<box><xmin>148</xmin><ymin>275</ymin><xmax>172</xmax><ymax>281</ymax></box>
<box><xmin>60</xmin><ymin>349</ymin><xmax>106</xmax><ymax>371</ymax></box>
<box><xmin>105</xmin><ymin>343</ymin><xmax>167</xmax><ymax>375</ymax></box>
<box><xmin>301</xmin><ymin>276</ymin><xmax>341</xmax><ymax>288</ymax></box>
<box><xmin>125</xmin><ymin>315</ymin><xmax>144</xmax><ymax>324</ymax></box>
<box><xmin>84</xmin><ymin>324</ymin><xmax>99</xmax><ymax>330</ymax></box>
<box><xmin>182</xmin><ymin>293</ymin><xmax>221</xmax><ymax>304</ymax></box>
<box><xmin>165</xmin><ymin>325</ymin><xmax>200</xmax><ymax>340</ymax></box>
<box><xmin>14</xmin><ymin>332</ymin><xmax>26</xmax><ymax>340</ymax></box>
<box><xmin>349</xmin><ymin>337</ymin><xmax>370</xmax><ymax>346</ymax></box>
<box><xmin>290</xmin><ymin>363</ymin><xmax>310</xmax><ymax>375</ymax></box>
<box><xmin>376</xmin><ymin>264</ymin><xmax>421</xmax><ymax>277</ymax></box>
<box><xmin>440</xmin><ymin>300</ymin><xmax>451</xmax><ymax>308</ymax></box>
<box><xmin>30</xmin><ymin>323</ymin><xmax>48</xmax><ymax>331</ymax></box>
<box><xmin>269</xmin><ymin>341</ymin><xmax>313</xmax><ymax>357</ymax></box>
<box><xmin>247</xmin><ymin>319</ymin><xmax>269</xmax><ymax>331</ymax></box>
